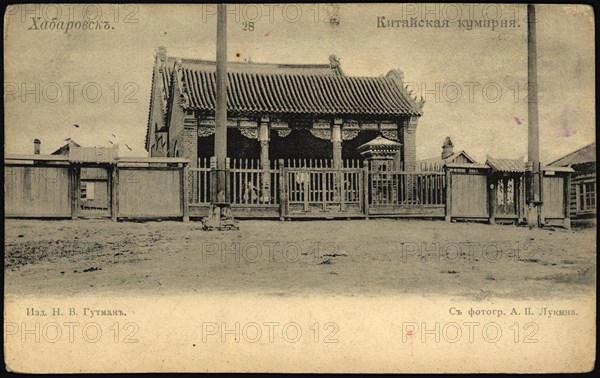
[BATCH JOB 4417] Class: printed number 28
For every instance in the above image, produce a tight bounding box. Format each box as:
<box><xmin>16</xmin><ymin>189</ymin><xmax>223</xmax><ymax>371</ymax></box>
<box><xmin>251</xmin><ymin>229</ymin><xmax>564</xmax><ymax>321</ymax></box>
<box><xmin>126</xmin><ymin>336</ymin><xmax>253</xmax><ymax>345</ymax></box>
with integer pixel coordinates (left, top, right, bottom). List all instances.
<box><xmin>242</xmin><ymin>21</ymin><xmax>254</xmax><ymax>31</ymax></box>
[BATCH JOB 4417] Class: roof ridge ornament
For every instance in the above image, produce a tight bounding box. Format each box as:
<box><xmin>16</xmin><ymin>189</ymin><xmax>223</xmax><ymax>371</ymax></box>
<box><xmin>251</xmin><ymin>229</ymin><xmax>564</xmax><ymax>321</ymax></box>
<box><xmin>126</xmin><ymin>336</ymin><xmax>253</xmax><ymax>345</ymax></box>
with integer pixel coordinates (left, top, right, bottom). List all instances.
<box><xmin>386</xmin><ymin>68</ymin><xmax>404</xmax><ymax>85</ymax></box>
<box><xmin>329</xmin><ymin>54</ymin><xmax>343</xmax><ymax>75</ymax></box>
<box><xmin>172</xmin><ymin>59</ymin><xmax>189</xmax><ymax>107</ymax></box>
<box><xmin>157</xmin><ymin>46</ymin><xmax>167</xmax><ymax>60</ymax></box>
<box><xmin>329</xmin><ymin>54</ymin><xmax>340</xmax><ymax>69</ymax></box>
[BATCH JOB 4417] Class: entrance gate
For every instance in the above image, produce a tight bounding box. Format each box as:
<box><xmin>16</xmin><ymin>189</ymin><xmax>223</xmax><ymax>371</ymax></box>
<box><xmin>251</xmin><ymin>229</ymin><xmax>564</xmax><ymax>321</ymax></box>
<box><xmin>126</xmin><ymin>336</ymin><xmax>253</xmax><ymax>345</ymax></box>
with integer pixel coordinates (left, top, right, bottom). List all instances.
<box><xmin>284</xmin><ymin>166</ymin><xmax>364</xmax><ymax>217</ymax></box>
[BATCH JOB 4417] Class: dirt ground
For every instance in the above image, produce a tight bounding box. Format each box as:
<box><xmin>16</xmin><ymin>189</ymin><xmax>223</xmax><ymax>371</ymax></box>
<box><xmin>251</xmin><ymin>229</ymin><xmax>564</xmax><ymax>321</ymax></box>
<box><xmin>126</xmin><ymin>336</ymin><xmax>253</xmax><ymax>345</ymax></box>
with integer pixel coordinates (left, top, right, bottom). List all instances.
<box><xmin>4</xmin><ymin>218</ymin><xmax>596</xmax><ymax>300</ymax></box>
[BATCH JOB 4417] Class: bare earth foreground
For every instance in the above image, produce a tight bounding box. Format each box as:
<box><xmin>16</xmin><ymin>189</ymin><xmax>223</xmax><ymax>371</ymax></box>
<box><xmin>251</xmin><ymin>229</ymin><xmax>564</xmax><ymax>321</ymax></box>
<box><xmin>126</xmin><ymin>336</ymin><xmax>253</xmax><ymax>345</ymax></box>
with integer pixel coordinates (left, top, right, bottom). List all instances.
<box><xmin>4</xmin><ymin>219</ymin><xmax>596</xmax><ymax>300</ymax></box>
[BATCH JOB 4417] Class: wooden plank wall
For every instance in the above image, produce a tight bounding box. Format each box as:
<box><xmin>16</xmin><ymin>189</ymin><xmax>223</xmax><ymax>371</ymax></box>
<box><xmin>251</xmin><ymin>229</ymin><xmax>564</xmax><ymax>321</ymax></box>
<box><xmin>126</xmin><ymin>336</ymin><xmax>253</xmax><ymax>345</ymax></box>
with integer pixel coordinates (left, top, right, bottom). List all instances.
<box><xmin>541</xmin><ymin>176</ymin><xmax>564</xmax><ymax>219</ymax></box>
<box><xmin>117</xmin><ymin>168</ymin><xmax>182</xmax><ymax>217</ymax></box>
<box><xmin>450</xmin><ymin>172</ymin><xmax>489</xmax><ymax>218</ymax></box>
<box><xmin>5</xmin><ymin>165</ymin><xmax>71</xmax><ymax>217</ymax></box>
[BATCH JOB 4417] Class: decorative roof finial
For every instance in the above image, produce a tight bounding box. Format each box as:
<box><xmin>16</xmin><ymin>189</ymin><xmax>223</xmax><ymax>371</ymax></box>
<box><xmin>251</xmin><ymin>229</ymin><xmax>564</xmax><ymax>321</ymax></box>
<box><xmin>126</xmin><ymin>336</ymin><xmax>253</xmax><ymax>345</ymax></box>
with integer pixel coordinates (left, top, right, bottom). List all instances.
<box><xmin>157</xmin><ymin>46</ymin><xmax>167</xmax><ymax>61</ymax></box>
<box><xmin>329</xmin><ymin>54</ymin><xmax>340</xmax><ymax>69</ymax></box>
<box><xmin>386</xmin><ymin>69</ymin><xmax>404</xmax><ymax>85</ymax></box>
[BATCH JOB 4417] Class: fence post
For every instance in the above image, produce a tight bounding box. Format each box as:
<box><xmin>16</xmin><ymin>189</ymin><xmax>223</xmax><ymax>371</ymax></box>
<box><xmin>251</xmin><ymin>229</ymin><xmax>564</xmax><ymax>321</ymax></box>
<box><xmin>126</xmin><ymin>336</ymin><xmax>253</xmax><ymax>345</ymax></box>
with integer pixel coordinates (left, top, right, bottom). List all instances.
<box><xmin>110</xmin><ymin>165</ymin><xmax>118</xmax><ymax>221</ymax></box>
<box><xmin>488</xmin><ymin>175</ymin><xmax>496</xmax><ymax>225</ymax></box>
<box><xmin>363</xmin><ymin>163</ymin><xmax>370</xmax><ymax>219</ymax></box>
<box><xmin>182</xmin><ymin>163</ymin><xmax>190</xmax><ymax>222</ymax></box>
<box><xmin>563</xmin><ymin>173</ymin><xmax>571</xmax><ymax>229</ymax></box>
<box><xmin>515</xmin><ymin>176</ymin><xmax>522</xmax><ymax>223</ymax></box>
<box><xmin>339</xmin><ymin>170</ymin><xmax>345</xmax><ymax>212</ymax></box>
<box><xmin>445</xmin><ymin>168</ymin><xmax>451</xmax><ymax>222</ymax></box>
<box><xmin>279</xmin><ymin>160</ymin><xmax>286</xmax><ymax>220</ymax></box>
<box><xmin>70</xmin><ymin>165</ymin><xmax>81</xmax><ymax>220</ymax></box>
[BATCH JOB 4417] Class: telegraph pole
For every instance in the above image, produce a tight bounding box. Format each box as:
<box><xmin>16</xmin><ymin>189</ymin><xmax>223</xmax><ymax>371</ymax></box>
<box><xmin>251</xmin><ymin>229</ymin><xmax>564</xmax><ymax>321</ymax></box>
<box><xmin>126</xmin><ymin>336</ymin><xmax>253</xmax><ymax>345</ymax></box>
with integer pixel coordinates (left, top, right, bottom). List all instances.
<box><xmin>203</xmin><ymin>3</ymin><xmax>238</xmax><ymax>230</ymax></box>
<box><xmin>215</xmin><ymin>3</ymin><xmax>228</xmax><ymax>202</ymax></box>
<box><xmin>526</xmin><ymin>4</ymin><xmax>542</xmax><ymax>227</ymax></box>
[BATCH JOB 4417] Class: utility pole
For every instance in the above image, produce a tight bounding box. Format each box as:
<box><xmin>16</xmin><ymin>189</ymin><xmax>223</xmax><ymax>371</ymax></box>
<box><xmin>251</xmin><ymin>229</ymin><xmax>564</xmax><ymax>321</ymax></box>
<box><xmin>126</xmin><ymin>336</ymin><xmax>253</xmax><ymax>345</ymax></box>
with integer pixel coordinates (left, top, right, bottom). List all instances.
<box><xmin>203</xmin><ymin>3</ymin><xmax>238</xmax><ymax>230</ymax></box>
<box><xmin>526</xmin><ymin>4</ymin><xmax>542</xmax><ymax>227</ymax></box>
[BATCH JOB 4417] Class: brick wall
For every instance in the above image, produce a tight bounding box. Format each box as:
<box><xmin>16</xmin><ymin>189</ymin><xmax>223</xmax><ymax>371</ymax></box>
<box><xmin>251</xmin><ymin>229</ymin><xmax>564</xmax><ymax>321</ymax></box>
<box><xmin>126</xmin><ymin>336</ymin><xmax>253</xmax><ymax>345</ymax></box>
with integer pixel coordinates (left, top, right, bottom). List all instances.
<box><xmin>176</xmin><ymin>127</ymin><xmax>198</xmax><ymax>168</ymax></box>
<box><xmin>402</xmin><ymin>116</ymin><xmax>419</xmax><ymax>171</ymax></box>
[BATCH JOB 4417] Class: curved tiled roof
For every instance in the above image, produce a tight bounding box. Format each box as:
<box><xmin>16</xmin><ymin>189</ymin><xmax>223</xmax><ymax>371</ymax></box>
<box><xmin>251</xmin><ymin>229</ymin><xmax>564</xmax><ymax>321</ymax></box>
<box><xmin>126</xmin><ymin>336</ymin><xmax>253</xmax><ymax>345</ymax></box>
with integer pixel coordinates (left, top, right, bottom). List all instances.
<box><xmin>146</xmin><ymin>53</ymin><xmax>424</xmax><ymax>150</ymax></box>
<box><xmin>164</xmin><ymin>56</ymin><xmax>423</xmax><ymax>117</ymax></box>
<box><xmin>176</xmin><ymin>67</ymin><xmax>422</xmax><ymax>116</ymax></box>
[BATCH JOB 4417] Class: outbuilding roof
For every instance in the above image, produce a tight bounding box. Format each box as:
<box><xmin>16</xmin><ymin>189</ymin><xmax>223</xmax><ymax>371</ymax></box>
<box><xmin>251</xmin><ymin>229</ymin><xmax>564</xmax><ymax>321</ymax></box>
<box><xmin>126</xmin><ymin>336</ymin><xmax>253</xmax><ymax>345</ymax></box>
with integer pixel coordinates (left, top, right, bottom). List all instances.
<box><xmin>547</xmin><ymin>143</ymin><xmax>596</xmax><ymax>166</ymax></box>
<box><xmin>486</xmin><ymin>156</ymin><xmax>526</xmax><ymax>173</ymax></box>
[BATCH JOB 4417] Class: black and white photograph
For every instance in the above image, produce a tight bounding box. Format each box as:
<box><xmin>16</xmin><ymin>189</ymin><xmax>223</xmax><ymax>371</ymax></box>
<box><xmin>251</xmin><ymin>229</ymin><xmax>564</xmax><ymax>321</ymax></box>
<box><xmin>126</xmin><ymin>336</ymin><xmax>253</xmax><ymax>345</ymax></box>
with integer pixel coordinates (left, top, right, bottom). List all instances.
<box><xmin>3</xmin><ymin>3</ymin><xmax>596</xmax><ymax>373</ymax></box>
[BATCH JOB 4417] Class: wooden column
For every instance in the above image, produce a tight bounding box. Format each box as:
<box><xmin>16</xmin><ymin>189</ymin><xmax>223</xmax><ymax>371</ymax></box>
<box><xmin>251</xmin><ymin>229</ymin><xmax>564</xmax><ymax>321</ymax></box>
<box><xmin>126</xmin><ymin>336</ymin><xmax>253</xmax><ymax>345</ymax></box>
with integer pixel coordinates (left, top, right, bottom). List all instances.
<box><xmin>278</xmin><ymin>159</ymin><xmax>286</xmax><ymax>220</ymax></box>
<box><xmin>363</xmin><ymin>163</ymin><xmax>370</xmax><ymax>218</ymax></box>
<box><xmin>395</xmin><ymin>120</ymin><xmax>402</xmax><ymax>170</ymax></box>
<box><xmin>332</xmin><ymin>119</ymin><xmax>343</xmax><ymax>209</ymax></box>
<box><xmin>259</xmin><ymin>116</ymin><xmax>270</xmax><ymax>202</ymax></box>
<box><xmin>332</xmin><ymin>119</ymin><xmax>343</xmax><ymax>169</ymax></box>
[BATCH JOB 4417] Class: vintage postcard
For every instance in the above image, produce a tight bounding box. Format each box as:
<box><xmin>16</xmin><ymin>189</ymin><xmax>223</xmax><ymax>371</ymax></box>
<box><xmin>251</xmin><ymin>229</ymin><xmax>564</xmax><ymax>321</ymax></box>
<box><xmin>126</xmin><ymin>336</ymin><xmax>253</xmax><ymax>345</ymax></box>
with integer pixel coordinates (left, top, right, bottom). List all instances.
<box><xmin>4</xmin><ymin>3</ymin><xmax>596</xmax><ymax>373</ymax></box>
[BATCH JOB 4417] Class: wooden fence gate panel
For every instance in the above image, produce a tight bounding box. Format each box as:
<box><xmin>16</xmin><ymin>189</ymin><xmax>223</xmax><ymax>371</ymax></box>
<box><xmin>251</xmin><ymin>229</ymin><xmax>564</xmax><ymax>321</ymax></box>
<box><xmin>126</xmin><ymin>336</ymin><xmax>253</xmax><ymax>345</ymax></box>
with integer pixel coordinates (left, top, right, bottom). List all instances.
<box><xmin>4</xmin><ymin>165</ymin><xmax>71</xmax><ymax>217</ymax></box>
<box><xmin>117</xmin><ymin>168</ymin><xmax>182</xmax><ymax>217</ymax></box>
<box><xmin>284</xmin><ymin>167</ymin><xmax>363</xmax><ymax>217</ymax></box>
<box><xmin>367</xmin><ymin>169</ymin><xmax>446</xmax><ymax>217</ymax></box>
<box><xmin>229</xmin><ymin>159</ymin><xmax>280</xmax><ymax>218</ymax></box>
<box><xmin>449</xmin><ymin>172</ymin><xmax>489</xmax><ymax>219</ymax></box>
<box><xmin>541</xmin><ymin>176</ymin><xmax>565</xmax><ymax>219</ymax></box>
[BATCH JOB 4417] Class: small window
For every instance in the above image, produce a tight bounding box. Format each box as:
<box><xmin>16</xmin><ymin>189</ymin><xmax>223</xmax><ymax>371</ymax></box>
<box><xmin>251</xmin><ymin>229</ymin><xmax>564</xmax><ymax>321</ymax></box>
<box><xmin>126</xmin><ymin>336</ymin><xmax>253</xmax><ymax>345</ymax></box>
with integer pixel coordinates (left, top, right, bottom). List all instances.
<box><xmin>87</xmin><ymin>182</ymin><xmax>95</xmax><ymax>200</ymax></box>
<box><xmin>81</xmin><ymin>182</ymin><xmax>95</xmax><ymax>200</ymax></box>
<box><xmin>578</xmin><ymin>182</ymin><xmax>596</xmax><ymax>212</ymax></box>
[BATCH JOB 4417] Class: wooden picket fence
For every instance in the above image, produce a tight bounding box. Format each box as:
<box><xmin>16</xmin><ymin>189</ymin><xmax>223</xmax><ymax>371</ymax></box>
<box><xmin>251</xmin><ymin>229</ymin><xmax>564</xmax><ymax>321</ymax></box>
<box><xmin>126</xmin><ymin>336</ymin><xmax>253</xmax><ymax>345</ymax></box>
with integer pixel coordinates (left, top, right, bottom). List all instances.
<box><xmin>188</xmin><ymin>158</ymin><xmax>446</xmax><ymax>218</ymax></box>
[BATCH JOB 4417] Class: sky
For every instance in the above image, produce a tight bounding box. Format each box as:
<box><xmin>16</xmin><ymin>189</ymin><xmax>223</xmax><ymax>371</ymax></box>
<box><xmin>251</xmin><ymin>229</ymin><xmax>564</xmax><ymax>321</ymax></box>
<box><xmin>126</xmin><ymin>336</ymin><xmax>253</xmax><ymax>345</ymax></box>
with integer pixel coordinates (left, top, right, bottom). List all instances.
<box><xmin>4</xmin><ymin>4</ymin><xmax>595</xmax><ymax>163</ymax></box>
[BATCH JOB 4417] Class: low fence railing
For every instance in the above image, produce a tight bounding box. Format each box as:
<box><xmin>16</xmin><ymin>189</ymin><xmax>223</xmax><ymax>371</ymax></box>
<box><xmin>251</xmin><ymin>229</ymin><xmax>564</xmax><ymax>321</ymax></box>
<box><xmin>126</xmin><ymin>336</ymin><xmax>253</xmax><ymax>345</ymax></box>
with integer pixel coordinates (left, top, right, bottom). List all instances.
<box><xmin>189</xmin><ymin>158</ymin><xmax>446</xmax><ymax>218</ymax></box>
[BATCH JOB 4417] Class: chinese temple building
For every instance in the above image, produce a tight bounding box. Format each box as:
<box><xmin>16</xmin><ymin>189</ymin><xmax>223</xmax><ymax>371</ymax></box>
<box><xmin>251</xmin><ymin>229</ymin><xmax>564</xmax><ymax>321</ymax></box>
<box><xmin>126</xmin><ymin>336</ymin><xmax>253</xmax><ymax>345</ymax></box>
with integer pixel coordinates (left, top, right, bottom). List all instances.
<box><xmin>145</xmin><ymin>47</ymin><xmax>425</xmax><ymax>169</ymax></box>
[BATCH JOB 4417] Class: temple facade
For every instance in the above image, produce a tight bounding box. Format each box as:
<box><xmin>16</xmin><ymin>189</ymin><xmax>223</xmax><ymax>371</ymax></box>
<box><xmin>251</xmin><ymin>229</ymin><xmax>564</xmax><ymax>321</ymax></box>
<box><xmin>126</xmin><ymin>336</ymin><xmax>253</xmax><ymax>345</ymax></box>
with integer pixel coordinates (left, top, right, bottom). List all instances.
<box><xmin>145</xmin><ymin>47</ymin><xmax>425</xmax><ymax>169</ymax></box>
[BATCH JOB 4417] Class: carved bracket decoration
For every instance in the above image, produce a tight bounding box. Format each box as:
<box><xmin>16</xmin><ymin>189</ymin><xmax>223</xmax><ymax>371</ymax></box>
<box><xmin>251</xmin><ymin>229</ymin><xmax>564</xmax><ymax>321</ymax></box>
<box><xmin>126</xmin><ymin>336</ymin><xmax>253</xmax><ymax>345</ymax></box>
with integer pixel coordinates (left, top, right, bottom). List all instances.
<box><xmin>276</xmin><ymin>129</ymin><xmax>292</xmax><ymax>138</ymax></box>
<box><xmin>240</xmin><ymin>120</ymin><xmax>258</xmax><ymax>128</ymax></box>
<box><xmin>381</xmin><ymin>130</ymin><xmax>399</xmax><ymax>141</ymax></box>
<box><xmin>310</xmin><ymin>129</ymin><xmax>332</xmax><ymax>140</ymax></box>
<box><xmin>362</xmin><ymin>122</ymin><xmax>378</xmax><ymax>130</ymax></box>
<box><xmin>342</xmin><ymin>130</ymin><xmax>359</xmax><ymax>140</ymax></box>
<box><xmin>198</xmin><ymin>126</ymin><xmax>215</xmax><ymax>138</ymax></box>
<box><xmin>240</xmin><ymin>128</ymin><xmax>258</xmax><ymax>139</ymax></box>
<box><xmin>380</xmin><ymin>122</ymin><xmax>397</xmax><ymax>130</ymax></box>
<box><xmin>313</xmin><ymin>121</ymin><xmax>331</xmax><ymax>129</ymax></box>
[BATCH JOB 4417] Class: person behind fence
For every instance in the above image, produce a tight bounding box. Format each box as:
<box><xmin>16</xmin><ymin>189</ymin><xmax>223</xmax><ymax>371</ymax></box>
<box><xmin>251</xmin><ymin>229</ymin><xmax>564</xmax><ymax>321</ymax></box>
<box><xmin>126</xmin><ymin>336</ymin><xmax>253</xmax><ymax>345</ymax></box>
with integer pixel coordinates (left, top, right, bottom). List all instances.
<box><xmin>243</xmin><ymin>180</ymin><xmax>259</xmax><ymax>203</ymax></box>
